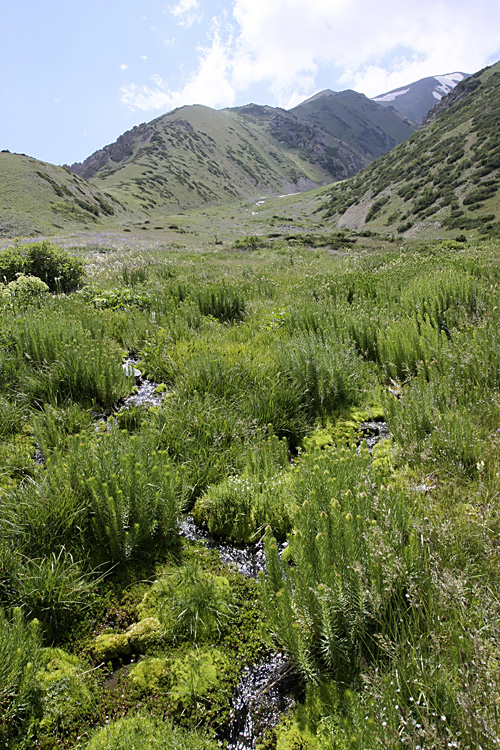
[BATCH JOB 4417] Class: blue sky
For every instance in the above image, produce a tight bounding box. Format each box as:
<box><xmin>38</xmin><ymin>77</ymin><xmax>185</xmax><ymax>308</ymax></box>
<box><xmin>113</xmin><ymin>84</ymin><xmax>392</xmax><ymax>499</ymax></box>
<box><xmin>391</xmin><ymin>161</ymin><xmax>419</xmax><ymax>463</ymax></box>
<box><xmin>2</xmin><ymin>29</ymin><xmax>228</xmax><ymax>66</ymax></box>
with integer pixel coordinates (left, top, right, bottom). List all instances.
<box><xmin>2</xmin><ymin>0</ymin><xmax>500</xmax><ymax>165</ymax></box>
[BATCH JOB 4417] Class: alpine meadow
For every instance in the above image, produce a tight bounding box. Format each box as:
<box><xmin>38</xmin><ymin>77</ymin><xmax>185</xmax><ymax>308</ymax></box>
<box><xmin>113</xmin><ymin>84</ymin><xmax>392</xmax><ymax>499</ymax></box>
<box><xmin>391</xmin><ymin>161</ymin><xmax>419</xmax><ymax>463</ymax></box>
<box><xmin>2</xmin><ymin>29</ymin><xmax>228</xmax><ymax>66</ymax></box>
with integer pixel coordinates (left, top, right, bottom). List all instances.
<box><xmin>2</xmin><ymin>58</ymin><xmax>500</xmax><ymax>750</ymax></box>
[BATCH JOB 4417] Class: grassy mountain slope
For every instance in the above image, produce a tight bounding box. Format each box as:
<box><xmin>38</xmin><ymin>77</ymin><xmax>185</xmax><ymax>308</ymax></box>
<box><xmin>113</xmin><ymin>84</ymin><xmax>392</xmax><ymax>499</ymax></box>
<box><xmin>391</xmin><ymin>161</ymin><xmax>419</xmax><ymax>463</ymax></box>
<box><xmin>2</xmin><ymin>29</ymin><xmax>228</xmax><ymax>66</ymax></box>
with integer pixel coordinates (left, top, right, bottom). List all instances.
<box><xmin>291</xmin><ymin>89</ymin><xmax>416</xmax><ymax>160</ymax></box>
<box><xmin>0</xmin><ymin>152</ymin><xmax>127</xmax><ymax>237</ymax></box>
<box><xmin>228</xmin><ymin>102</ymin><xmax>368</xmax><ymax>180</ymax></box>
<box><xmin>70</xmin><ymin>95</ymin><xmax>416</xmax><ymax>219</ymax></box>
<box><xmin>71</xmin><ymin>104</ymin><xmax>333</xmax><ymax>217</ymax></box>
<box><xmin>323</xmin><ymin>61</ymin><xmax>500</xmax><ymax>239</ymax></box>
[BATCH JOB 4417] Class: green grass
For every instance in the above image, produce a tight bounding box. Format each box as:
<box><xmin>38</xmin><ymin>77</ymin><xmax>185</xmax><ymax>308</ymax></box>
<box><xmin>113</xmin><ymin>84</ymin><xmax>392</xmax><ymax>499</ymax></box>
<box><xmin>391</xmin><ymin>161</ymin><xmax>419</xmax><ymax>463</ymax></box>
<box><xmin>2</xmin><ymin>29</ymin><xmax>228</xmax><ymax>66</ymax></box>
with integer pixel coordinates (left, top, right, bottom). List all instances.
<box><xmin>0</xmin><ymin>236</ymin><xmax>500</xmax><ymax>749</ymax></box>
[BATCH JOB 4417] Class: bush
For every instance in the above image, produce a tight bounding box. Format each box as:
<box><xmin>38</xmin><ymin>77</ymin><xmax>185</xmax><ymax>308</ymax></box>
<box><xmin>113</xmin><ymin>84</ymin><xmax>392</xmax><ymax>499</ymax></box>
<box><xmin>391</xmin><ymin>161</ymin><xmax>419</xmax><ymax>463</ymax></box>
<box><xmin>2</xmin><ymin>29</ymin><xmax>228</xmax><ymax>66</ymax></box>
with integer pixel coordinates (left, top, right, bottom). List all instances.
<box><xmin>2</xmin><ymin>275</ymin><xmax>49</xmax><ymax>303</ymax></box>
<box><xmin>0</xmin><ymin>241</ymin><xmax>85</xmax><ymax>292</ymax></box>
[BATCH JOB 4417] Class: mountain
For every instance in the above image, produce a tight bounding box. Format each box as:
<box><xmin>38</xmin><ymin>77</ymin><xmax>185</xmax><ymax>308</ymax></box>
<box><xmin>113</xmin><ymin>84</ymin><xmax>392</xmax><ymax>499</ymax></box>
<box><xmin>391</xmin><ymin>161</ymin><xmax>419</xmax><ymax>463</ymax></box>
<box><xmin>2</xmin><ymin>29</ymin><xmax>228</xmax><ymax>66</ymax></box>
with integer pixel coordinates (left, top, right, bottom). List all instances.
<box><xmin>372</xmin><ymin>72</ymin><xmax>469</xmax><ymax>125</ymax></box>
<box><xmin>0</xmin><ymin>151</ymin><xmax>126</xmax><ymax>237</ymax></box>
<box><xmin>68</xmin><ymin>93</ymin><xmax>415</xmax><ymax>218</ymax></box>
<box><xmin>323</xmin><ymin>61</ymin><xmax>500</xmax><ymax>239</ymax></box>
<box><xmin>291</xmin><ymin>89</ymin><xmax>416</xmax><ymax>159</ymax></box>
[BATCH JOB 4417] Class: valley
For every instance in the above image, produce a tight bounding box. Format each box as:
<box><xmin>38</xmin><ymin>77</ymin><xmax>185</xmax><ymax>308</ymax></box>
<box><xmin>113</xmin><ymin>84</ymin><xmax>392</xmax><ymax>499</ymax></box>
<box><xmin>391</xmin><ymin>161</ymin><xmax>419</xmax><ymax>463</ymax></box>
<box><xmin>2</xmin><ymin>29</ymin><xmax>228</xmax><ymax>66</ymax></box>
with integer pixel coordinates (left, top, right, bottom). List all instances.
<box><xmin>1</xmin><ymin>59</ymin><xmax>500</xmax><ymax>750</ymax></box>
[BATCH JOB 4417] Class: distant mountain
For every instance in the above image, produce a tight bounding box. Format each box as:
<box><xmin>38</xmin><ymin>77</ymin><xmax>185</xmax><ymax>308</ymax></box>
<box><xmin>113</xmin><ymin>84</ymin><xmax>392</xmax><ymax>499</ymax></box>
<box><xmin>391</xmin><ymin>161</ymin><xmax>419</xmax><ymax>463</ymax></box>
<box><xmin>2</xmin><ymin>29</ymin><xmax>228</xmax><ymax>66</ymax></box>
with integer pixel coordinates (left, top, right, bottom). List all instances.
<box><xmin>0</xmin><ymin>151</ymin><xmax>126</xmax><ymax>237</ymax></box>
<box><xmin>323</xmin><ymin>61</ymin><xmax>500</xmax><ymax>239</ymax></box>
<box><xmin>68</xmin><ymin>93</ymin><xmax>415</xmax><ymax>218</ymax></box>
<box><xmin>373</xmin><ymin>72</ymin><xmax>469</xmax><ymax>125</ymax></box>
<box><xmin>291</xmin><ymin>89</ymin><xmax>415</xmax><ymax>159</ymax></box>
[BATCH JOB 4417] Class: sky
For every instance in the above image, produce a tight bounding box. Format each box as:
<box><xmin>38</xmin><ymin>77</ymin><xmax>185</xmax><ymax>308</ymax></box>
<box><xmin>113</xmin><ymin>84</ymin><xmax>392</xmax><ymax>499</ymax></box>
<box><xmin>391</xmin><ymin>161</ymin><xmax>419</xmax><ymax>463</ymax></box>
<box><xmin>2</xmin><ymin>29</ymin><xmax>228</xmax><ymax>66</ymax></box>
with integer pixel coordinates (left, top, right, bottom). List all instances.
<box><xmin>2</xmin><ymin>0</ymin><xmax>500</xmax><ymax>166</ymax></box>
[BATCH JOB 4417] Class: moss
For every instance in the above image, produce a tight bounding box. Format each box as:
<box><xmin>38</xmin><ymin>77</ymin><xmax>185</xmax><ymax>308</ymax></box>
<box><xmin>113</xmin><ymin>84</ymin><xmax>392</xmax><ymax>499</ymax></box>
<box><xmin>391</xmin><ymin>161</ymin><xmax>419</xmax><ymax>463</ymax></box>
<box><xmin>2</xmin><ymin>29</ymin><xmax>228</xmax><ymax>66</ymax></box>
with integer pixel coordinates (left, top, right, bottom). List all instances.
<box><xmin>91</xmin><ymin>632</ymin><xmax>130</xmax><ymax>662</ymax></box>
<box><xmin>169</xmin><ymin>647</ymin><xmax>230</xmax><ymax>711</ymax></box>
<box><xmin>86</xmin><ymin>714</ymin><xmax>218</xmax><ymax>749</ymax></box>
<box><xmin>127</xmin><ymin>657</ymin><xmax>168</xmax><ymax>692</ymax></box>
<box><xmin>302</xmin><ymin>405</ymin><xmax>385</xmax><ymax>452</ymax></box>
<box><xmin>38</xmin><ymin>647</ymin><xmax>92</xmax><ymax>732</ymax></box>
<box><xmin>258</xmin><ymin>716</ymin><xmax>319</xmax><ymax>750</ymax></box>
<box><xmin>153</xmin><ymin>383</ymin><xmax>169</xmax><ymax>394</ymax></box>
<box><xmin>126</xmin><ymin>617</ymin><xmax>164</xmax><ymax>653</ymax></box>
<box><xmin>371</xmin><ymin>438</ymin><xmax>395</xmax><ymax>474</ymax></box>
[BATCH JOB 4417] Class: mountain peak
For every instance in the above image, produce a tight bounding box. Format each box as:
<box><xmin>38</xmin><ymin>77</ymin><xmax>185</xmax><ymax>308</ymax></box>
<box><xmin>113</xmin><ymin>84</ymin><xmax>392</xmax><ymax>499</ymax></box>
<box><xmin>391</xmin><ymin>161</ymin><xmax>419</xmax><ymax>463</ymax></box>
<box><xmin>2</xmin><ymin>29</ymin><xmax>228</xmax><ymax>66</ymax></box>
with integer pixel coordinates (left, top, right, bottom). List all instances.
<box><xmin>372</xmin><ymin>72</ymin><xmax>470</xmax><ymax>124</ymax></box>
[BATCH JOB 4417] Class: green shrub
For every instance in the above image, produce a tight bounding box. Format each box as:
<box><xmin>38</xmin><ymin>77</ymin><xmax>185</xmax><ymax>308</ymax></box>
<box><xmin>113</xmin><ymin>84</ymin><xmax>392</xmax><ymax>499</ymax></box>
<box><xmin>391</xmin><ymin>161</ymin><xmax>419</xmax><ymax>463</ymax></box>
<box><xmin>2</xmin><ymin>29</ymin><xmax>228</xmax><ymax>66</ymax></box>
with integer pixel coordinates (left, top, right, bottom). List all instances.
<box><xmin>0</xmin><ymin>241</ymin><xmax>85</xmax><ymax>292</ymax></box>
<box><xmin>2</xmin><ymin>274</ymin><xmax>49</xmax><ymax>303</ymax></box>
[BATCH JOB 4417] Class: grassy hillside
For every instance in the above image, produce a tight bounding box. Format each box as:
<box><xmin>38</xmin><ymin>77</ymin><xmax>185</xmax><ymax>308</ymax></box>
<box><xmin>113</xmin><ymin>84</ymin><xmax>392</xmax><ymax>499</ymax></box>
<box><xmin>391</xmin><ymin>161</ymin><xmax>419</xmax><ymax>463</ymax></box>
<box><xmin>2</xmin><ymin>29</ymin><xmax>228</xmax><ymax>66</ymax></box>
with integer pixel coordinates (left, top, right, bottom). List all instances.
<box><xmin>70</xmin><ymin>95</ymin><xmax>415</xmax><ymax>221</ymax></box>
<box><xmin>0</xmin><ymin>152</ymin><xmax>128</xmax><ymax>237</ymax></box>
<box><xmin>71</xmin><ymin>104</ymin><xmax>333</xmax><ymax>217</ymax></box>
<box><xmin>322</xmin><ymin>61</ymin><xmax>500</xmax><ymax>239</ymax></box>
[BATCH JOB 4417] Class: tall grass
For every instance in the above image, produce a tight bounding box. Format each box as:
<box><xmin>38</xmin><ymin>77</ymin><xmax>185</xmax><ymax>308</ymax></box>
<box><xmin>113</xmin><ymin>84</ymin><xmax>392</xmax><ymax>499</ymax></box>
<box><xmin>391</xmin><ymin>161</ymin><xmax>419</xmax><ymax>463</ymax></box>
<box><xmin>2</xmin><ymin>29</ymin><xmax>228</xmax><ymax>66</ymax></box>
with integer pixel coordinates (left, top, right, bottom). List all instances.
<box><xmin>193</xmin><ymin>434</ymin><xmax>293</xmax><ymax>541</ymax></box>
<box><xmin>2</xmin><ymin>304</ymin><xmax>130</xmax><ymax>406</ymax></box>
<box><xmin>275</xmin><ymin>332</ymin><xmax>369</xmax><ymax>422</ymax></box>
<box><xmin>260</xmin><ymin>445</ymin><xmax>417</xmax><ymax>684</ymax></box>
<box><xmin>0</xmin><ymin>607</ymin><xmax>43</xmax><ymax>743</ymax></box>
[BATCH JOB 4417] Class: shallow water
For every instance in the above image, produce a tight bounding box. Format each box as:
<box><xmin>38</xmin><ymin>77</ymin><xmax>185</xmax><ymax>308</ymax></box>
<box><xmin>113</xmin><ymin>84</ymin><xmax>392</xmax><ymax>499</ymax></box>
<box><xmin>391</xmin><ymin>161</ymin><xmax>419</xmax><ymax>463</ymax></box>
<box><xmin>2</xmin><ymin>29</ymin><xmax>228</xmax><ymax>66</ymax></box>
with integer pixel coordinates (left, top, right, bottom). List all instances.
<box><xmin>179</xmin><ymin>515</ymin><xmax>276</xmax><ymax>578</ymax></box>
<box><xmin>122</xmin><ymin>356</ymin><xmax>165</xmax><ymax>408</ymax></box>
<box><xmin>359</xmin><ymin>419</ymin><xmax>390</xmax><ymax>451</ymax></box>
<box><xmin>224</xmin><ymin>652</ymin><xmax>297</xmax><ymax>749</ymax></box>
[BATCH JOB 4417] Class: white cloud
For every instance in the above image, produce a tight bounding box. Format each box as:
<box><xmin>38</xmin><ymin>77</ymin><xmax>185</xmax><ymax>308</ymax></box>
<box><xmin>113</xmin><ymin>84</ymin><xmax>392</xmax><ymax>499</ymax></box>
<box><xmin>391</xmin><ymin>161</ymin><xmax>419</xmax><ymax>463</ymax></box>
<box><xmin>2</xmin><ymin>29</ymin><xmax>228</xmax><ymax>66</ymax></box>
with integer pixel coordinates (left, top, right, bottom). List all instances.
<box><xmin>120</xmin><ymin>21</ymin><xmax>235</xmax><ymax>112</ymax></box>
<box><xmin>170</xmin><ymin>0</ymin><xmax>201</xmax><ymax>28</ymax></box>
<box><xmin>122</xmin><ymin>0</ymin><xmax>500</xmax><ymax>113</ymax></box>
<box><xmin>228</xmin><ymin>0</ymin><xmax>500</xmax><ymax>102</ymax></box>
<box><xmin>120</xmin><ymin>63</ymin><xmax>128</xmax><ymax>70</ymax></box>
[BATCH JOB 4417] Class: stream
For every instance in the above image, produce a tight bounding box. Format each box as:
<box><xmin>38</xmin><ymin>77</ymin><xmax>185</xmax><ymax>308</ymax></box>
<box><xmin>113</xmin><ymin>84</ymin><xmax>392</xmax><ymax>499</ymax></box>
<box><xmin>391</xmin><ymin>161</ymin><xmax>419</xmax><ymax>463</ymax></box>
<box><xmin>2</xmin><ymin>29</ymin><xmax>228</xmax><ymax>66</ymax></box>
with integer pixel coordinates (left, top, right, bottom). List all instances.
<box><xmin>123</xmin><ymin>361</ymin><xmax>390</xmax><ymax>748</ymax></box>
<box><xmin>179</xmin><ymin>516</ymin><xmax>297</xmax><ymax>748</ymax></box>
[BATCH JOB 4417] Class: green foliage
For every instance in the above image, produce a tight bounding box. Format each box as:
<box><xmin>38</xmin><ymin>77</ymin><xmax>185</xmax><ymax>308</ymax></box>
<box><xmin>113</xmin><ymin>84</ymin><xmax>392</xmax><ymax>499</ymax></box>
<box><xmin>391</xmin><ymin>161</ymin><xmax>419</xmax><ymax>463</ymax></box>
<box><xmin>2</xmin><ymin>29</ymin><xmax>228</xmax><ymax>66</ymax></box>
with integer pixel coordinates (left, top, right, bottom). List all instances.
<box><xmin>275</xmin><ymin>333</ymin><xmax>367</xmax><ymax>422</ymax></box>
<box><xmin>195</xmin><ymin>282</ymin><xmax>246</xmax><ymax>322</ymax></box>
<box><xmin>0</xmin><ymin>608</ymin><xmax>43</xmax><ymax>743</ymax></box>
<box><xmin>86</xmin><ymin>715</ymin><xmax>218</xmax><ymax>750</ymax></box>
<box><xmin>193</xmin><ymin>434</ymin><xmax>294</xmax><ymax>541</ymax></box>
<box><xmin>150</xmin><ymin>391</ymin><xmax>256</xmax><ymax>501</ymax></box>
<box><xmin>0</xmin><ymin>241</ymin><xmax>85</xmax><ymax>292</ymax></box>
<box><xmin>79</xmin><ymin>284</ymin><xmax>151</xmax><ymax>310</ymax></box>
<box><xmin>142</xmin><ymin>561</ymin><xmax>234</xmax><ymax>642</ymax></box>
<box><xmin>2</xmin><ymin>236</ymin><xmax>500</xmax><ymax>749</ymax></box>
<box><xmin>169</xmin><ymin>647</ymin><xmax>230</xmax><ymax>718</ymax></box>
<box><xmin>11</xmin><ymin>548</ymin><xmax>98</xmax><ymax>636</ymax></box>
<box><xmin>2</xmin><ymin>274</ymin><xmax>49</xmax><ymax>303</ymax></box>
<box><xmin>38</xmin><ymin>647</ymin><xmax>92</xmax><ymax>734</ymax></box>
<box><xmin>1</xmin><ymin>303</ymin><xmax>130</xmax><ymax>406</ymax></box>
<box><xmin>260</xmin><ymin>444</ymin><xmax>415</xmax><ymax>684</ymax></box>
<box><xmin>77</xmin><ymin>429</ymin><xmax>185</xmax><ymax>565</ymax></box>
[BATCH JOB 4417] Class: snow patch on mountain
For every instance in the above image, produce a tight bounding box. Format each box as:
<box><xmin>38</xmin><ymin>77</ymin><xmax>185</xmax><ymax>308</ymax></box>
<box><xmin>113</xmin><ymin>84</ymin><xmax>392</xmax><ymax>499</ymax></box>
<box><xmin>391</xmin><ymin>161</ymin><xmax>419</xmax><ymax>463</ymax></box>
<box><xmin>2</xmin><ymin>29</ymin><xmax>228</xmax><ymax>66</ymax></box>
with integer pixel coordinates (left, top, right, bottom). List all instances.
<box><xmin>373</xmin><ymin>88</ymin><xmax>410</xmax><ymax>103</ymax></box>
<box><xmin>433</xmin><ymin>73</ymin><xmax>466</xmax><ymax>100</ymax></box>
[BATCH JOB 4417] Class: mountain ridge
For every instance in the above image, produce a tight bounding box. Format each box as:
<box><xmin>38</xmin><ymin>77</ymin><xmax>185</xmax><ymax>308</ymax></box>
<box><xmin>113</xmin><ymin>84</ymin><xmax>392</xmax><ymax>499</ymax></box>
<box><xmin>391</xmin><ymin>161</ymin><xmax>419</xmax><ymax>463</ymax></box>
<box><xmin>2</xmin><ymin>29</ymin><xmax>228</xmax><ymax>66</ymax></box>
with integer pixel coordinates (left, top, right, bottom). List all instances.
<box><xmin>373</xmin><ymin>72</ymin><xmax>469</xmax><ymax>124</ymax></box>
<box><xmin>66</xmin><ymin>90</ymin><xmax>415</xmax><ymax>217</ymax></box>
<box><xmin>323</xmin><ymin>61</ymin><xmax>500</xmax><ymax>239</ymax></box>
